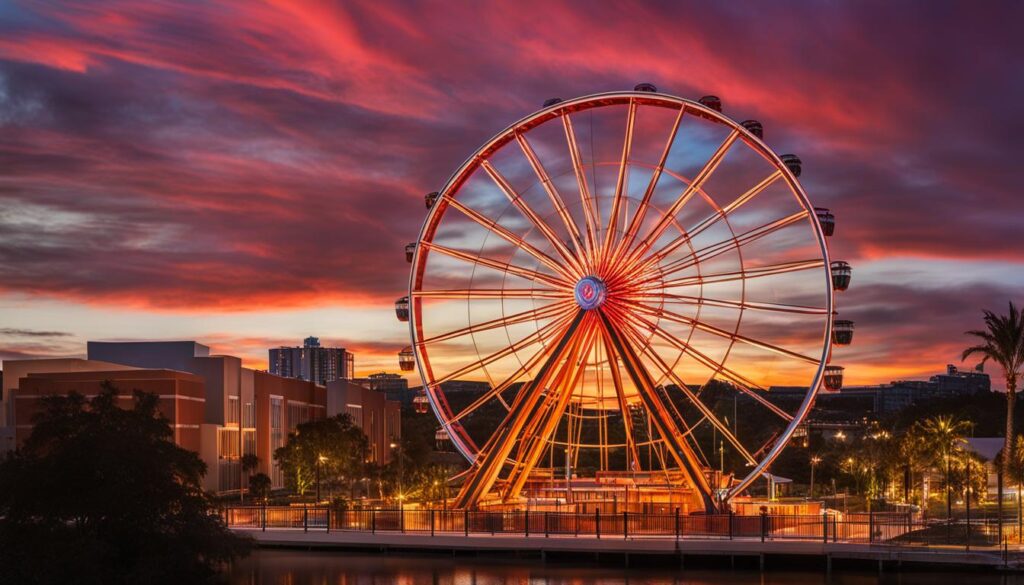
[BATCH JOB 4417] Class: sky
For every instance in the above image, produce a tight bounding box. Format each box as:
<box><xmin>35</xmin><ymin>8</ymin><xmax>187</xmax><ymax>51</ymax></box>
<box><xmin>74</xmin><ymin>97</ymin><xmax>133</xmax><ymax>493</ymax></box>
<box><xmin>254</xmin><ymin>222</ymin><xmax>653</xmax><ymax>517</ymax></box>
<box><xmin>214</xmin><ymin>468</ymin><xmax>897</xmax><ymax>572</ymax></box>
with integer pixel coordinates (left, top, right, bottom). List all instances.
<box><xmin>0</xmin><ymin>1</ymin><xmax>1022</xmax><ymax>387</ymax></box>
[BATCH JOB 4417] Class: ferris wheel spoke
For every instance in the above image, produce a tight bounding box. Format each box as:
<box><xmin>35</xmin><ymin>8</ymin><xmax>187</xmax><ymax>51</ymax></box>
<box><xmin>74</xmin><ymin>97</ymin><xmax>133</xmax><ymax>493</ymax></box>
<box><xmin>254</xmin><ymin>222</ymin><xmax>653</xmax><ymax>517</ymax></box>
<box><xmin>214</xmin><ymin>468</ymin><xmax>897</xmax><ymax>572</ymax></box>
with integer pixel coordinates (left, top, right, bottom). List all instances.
<box><xmin>685</xmin><ymin>170</ymin><xmax>784</xmax><ymax>240</ymax></box>
<box><xmin>421</xmin><ymin>302</ymin><xmax>575</xmax><ymax>346</ymax></box>
<box><xmin>634</xmin><ymin>170</ymin><xmax>783</xmax><ymax>272</ymax></box>
<box><xmin>655</xmin><ymin>259</ymin><xmax>825</xmax><ymax>289</ymax></box>
<box><xmin>630</xmin><ymin>209</ymin><xmax>810</xmax><ymax>288</ymax></box>
<box><xmin>448</xmin><ymin>316</ymin><xmax>577</xmax><ymax>424</ymax></box>
<box><xmin>433</xmin><ymin>310</ymin><xmax>577</xmax><ymax>386</ymax></box>
<box><xmin>621</xmin><ymin>129</ymin><xmax>740</xmax><ymax>269</ymax></box>
<box><xmin>606</xmin><ymin>306</ymin><xmax>757</xmax><ymax>465</ymax></box>
<box><xmin>515</xmin><ymin>133</ymin><xmax>589</xmax><ymax>266</ymax></box>
<box><xmin>613</xmin><ymin>106</ymin><xmax>685</xmax><ymax>266</ymax></box>
<box><xmin>480</xmin><ymin>160</ymin><xmax>586</xmax><ymax>275</ymax></box>
<box><xmin>454</xmin><ymin>310</ymin><xmax>586</xmax><ymax>509</ymax></box>
<box><xmin>597</xmin><ymin>310</ymin><xmax>717</xmax><ymax>510</ymax></box>
<box><xmin>614</xmin><ymin>308</ymin><xmax>794</xmax><ymax>423</ymax></box>
<box><xmin>421</xmin><ymin>242</ymin><xmax>571</xmax><ymax>289</ymax></box>
<box><xmin>601</xmin><ymin>99</ymin><xmax>637</xmax><ymax>268</ymax></box>
<box><xmin>619</xmin><ymin>299</ymin><xmax>819</xmax><ymax>365</ymax></box>
<box><xmin>562</xmin><ymin>115</ymin><xmax>600</xmax><ymax>257</ymax></box>
<box><xmin>614</xmin><ymin>305</ymin><xmax>754</xmax><ymax>388</ymax></box>
<box><xmin>457</xmin><ymin>316</ymin><xmax>580</xmax><ymax>462</ymax></box>
<box><xmin>597</xmin><ymin>323</ymin><xmax>644</xmax><ymax>471</ymax></box>
<box><xmin>413</xmin><ymin>288</ymin><xmax>570</xmax><ymax>300</ymax></box>
<box><xmin>628</xmin><ymin>292</ymin><xmax>828</xmax><ymax>315</ymax></box>
<box><xmin>446</xmin><ymin>197</ymin><xmax>577</xmax><ymax>281</ymax></box>
<box><xmin>504</xmin><ymin>318</ymin><xmax>599</xmax><ymax>500</ymax></box>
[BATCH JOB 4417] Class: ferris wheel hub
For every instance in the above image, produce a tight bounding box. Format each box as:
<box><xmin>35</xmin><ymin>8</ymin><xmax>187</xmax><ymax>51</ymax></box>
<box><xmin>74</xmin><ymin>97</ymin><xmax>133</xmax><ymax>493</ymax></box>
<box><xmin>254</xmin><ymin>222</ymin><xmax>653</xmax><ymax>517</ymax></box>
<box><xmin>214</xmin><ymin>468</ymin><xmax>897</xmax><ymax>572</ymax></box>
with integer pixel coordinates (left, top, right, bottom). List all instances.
<box><xmin>574</xmin><ymin>276</ymin><xmax>607</xmax><ymax>310</ymax></box>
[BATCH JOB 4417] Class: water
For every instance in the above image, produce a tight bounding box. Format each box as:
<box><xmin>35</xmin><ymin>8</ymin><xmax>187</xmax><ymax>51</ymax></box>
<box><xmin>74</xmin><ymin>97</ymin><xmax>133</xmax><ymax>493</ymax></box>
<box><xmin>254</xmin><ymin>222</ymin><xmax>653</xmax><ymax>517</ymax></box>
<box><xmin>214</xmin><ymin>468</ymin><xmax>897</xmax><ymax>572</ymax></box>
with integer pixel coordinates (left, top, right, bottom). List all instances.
<box><xmin>227</xmin><ymin>550</ymin><xmax>1024</xmax><ymax>585</ymax></box>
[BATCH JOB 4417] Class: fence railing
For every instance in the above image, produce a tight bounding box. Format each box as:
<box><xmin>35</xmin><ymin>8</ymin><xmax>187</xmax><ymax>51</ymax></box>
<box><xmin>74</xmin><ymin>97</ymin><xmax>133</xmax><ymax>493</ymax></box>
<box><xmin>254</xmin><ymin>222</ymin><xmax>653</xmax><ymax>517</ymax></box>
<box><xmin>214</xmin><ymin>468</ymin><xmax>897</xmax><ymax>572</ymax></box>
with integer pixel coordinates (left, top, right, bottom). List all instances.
<box><xmin>223</xmin><ymin>506</ymin><xmax>975</xmax><ymax>545</ymax></box>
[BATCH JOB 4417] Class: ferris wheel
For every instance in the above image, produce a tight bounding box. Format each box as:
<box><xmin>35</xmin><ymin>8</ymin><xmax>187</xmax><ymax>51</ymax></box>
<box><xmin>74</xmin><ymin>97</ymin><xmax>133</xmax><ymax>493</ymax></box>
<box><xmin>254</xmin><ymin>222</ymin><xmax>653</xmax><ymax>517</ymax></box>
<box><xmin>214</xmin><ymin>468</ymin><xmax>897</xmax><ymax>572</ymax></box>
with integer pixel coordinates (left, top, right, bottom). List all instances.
<box><xmin>396</xmin><ymin>86</ymin><xmax>854</xmax><ymax>511</ymax></box>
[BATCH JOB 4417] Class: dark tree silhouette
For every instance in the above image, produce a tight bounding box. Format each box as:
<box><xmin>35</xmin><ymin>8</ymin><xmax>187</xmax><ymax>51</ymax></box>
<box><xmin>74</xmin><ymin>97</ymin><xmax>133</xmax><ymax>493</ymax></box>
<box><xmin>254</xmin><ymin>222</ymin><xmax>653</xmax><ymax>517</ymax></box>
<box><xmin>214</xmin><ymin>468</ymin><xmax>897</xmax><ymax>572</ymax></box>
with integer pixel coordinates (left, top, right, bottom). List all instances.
<box><xmin>0</xmin><ymin>383</ymin><xmax>249</xmax><ymax>585</ymax></box>
<box><xmin>248</xmin><ymin>473</ymin><xmax>272</xmax><ymax>502</ymax></box>
<box><xmin>963</xmin><ymin>301</ymin><xmax>1024</xmax><ymax>474</ymax></box>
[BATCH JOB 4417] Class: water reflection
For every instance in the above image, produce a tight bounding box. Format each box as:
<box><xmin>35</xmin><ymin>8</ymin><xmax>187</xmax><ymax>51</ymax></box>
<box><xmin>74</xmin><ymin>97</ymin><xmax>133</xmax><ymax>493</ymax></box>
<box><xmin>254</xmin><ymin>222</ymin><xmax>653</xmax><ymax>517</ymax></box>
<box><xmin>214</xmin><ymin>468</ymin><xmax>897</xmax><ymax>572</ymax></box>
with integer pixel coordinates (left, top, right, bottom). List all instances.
<box><xmin>228</xmin><ymin>550</ymin><xmax>1024</xmax><ymax>585</ymax></box>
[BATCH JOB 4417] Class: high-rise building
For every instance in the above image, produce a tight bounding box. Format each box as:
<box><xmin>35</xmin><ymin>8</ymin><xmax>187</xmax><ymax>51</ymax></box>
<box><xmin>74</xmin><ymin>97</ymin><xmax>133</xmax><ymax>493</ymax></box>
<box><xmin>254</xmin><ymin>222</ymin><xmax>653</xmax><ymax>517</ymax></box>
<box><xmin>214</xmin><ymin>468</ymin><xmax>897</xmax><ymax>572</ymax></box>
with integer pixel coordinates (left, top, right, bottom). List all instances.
<box><xmin>269</xmin><ymin>336</ymin><xmax>354</xmax><ymax>386</ymax></box>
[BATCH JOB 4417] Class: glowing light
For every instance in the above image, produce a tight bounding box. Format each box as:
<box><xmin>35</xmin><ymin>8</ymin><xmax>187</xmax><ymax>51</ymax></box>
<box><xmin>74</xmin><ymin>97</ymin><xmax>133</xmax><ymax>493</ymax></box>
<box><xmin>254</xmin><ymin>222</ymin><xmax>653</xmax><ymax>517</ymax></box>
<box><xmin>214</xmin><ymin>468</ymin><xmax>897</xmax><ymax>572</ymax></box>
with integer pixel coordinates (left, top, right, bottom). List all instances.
<box><xmin>573</xmin><ymin>276</ymin><xmax>607</xmax><ymax>310</ymax></box>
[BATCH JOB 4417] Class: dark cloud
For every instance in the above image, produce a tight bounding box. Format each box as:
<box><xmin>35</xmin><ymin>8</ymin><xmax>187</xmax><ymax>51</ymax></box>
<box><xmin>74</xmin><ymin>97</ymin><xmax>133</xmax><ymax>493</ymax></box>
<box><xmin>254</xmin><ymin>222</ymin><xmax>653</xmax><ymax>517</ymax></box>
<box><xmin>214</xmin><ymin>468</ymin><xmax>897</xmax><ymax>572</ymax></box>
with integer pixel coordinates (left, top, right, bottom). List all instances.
<box><xmin>0</xmin><ymin>328</ymin><xmax>72</xmax><ymax>338</ymax></box>
<box><xmin>0</xmin><ymin>0</ymin><xmax>1021</xmax><ymax>382</ymax></box>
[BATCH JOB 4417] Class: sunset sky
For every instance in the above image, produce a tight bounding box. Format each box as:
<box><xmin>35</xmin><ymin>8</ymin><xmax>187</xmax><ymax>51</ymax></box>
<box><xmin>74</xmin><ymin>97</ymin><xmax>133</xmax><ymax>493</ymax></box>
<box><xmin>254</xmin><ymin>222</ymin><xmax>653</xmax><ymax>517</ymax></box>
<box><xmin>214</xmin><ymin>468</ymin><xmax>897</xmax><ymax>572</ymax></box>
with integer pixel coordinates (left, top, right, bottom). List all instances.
<box><xmin>0</xmin><ymin>1</ymin><xmax>1022</xmax><ymax>387</ymax></box>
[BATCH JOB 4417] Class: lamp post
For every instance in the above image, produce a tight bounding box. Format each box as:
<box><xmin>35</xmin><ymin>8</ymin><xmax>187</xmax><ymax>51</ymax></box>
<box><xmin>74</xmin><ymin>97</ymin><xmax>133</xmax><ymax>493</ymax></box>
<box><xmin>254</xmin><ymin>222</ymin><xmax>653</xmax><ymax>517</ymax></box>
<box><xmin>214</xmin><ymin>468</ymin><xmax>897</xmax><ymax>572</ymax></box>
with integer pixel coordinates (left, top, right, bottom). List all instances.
<box><xmin>718</xmin><ymin>440</ymin><xmax>724</xmax><ymax>474</ymax></box>
<box><xmin>316</xmin><ymin>454</ymin><xmax>326</xmax><ymax>503</ymax></box>
<box><xmin>565</xmin><ymin>447</ymin><xmax>573</xmax><ymax>503</ymax></box>
<box><xmin>390</xmin><ymin>441</ymin><xmax>403</xmax><ymax>508</ymax></box>
<box><xmin>809</xmin><ymin>456</ymin><xmax>822</xmax><ymax>499</ymax></box>
<box><xmin>946</xmin><ymin>454</ymin><xmax>952</xmax><ymax>521</ymax></box>
<box><xmin>966</xmin><ymin>457</ymin><xmax>972</xmax><ymax>548</ymax></box>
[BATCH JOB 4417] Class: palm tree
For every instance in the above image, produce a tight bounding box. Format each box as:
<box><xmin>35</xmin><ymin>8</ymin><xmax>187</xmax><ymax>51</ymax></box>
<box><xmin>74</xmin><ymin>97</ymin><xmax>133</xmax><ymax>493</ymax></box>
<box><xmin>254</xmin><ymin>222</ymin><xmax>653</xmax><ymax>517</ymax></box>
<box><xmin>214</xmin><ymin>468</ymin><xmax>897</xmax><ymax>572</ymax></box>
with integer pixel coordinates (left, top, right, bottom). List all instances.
<box><xmin>1011</xmin><ymin>435</ymin><xmax>1024</xmax><ymax>542</ymax></box>
<box><xmin>241</xmin><ymin>454</ymin><xmax>260</xmax><ymax>502</ymax></box>
<box><xmin>963</xmin><ymin>301</ymin><xmax>1024</xmax><ymax>475</ymax></box>
<box><xmin>915</xmin><ymin>415</ymin><xmax>972</xmax><ymax>518</ymax></box>
<box><xmin>899</xmin><ymin>429</ymin><xmax>930</xmax><ymax>505</ymax></box>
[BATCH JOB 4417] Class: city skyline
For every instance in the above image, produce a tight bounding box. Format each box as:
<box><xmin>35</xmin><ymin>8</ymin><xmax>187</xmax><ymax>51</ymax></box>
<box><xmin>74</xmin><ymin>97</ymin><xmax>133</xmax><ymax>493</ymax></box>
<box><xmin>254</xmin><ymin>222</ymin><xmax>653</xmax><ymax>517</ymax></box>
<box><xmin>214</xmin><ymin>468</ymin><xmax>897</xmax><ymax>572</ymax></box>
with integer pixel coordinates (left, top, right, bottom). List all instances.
<box><xmin>1</xmin><ymin>2</ymin><xmax>1023</xmax><ymax>386</ymax></box>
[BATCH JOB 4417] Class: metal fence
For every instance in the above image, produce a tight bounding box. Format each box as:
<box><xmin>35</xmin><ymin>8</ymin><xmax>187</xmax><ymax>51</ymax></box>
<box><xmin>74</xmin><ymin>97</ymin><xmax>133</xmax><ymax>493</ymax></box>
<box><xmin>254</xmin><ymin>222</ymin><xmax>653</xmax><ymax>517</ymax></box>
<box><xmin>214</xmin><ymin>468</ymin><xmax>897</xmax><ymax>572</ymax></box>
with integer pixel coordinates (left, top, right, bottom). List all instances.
<box><xmin>223</xmin><ymin>506</ymin><xmax>958</xmax><ymax>544</ymax></box>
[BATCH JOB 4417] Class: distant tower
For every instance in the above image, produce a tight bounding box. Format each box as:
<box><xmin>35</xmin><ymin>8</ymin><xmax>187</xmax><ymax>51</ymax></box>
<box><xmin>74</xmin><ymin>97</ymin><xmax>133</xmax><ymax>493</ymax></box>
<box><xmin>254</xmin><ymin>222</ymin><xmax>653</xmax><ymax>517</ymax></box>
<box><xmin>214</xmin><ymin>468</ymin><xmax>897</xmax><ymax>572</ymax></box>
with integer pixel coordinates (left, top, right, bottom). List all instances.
<box><xmin>269</xmin><ymin>337</ymin><xmax>354</xmax><ymax>385</ymax></box>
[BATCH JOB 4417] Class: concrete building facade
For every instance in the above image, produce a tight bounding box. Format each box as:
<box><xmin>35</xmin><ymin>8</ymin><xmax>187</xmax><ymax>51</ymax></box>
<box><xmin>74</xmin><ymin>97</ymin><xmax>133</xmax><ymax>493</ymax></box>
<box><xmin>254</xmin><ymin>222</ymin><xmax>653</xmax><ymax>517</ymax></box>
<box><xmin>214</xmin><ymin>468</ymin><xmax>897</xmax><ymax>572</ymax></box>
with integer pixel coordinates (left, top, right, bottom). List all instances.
<box><xmin>327</xmin><ymin>379</ymin><xmax>401</xmax><ymax>465</ymax></box>
<box><xmin>2</xmin><ymin>340</ymin><xmax>398</xmax><ymax>496</ymax></box>
<box><xmin>13</xmin><ymin>368</ymin><xmax>206</xmax><ymax>452</ymax></box>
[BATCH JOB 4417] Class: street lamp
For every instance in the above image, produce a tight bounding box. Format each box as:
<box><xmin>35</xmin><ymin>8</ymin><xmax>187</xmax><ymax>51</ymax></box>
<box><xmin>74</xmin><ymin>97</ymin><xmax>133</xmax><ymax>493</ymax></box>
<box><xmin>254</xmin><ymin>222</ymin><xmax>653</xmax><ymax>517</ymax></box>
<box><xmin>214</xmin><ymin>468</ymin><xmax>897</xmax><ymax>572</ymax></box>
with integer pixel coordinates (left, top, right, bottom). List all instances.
<box><xmin>316</xmin><ymin>454</ymin><xmax>327</xmax><ymax>503</ymax></box>
<box><xmin>809</xmin><ymin>455</ymin><xmax>822</xmax><ymax>499</ymax></box>
<box><xmin>390</xmin><ymin>441</ymin><xmax>403</xmax><ymax>507</ymax></box>
<box><xmin>718</xmin><ymin>440</ymin><xmax>725</xmax><ymax>474</ymax></box>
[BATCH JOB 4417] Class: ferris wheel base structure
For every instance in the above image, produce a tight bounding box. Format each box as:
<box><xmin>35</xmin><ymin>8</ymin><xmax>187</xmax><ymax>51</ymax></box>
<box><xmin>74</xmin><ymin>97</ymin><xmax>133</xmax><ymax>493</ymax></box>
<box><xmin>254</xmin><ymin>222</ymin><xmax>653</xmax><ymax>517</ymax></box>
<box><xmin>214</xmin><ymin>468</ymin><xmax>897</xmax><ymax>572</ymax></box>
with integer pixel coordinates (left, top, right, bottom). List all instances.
<box><xmin>398</xmin><ymin>85</ymin><xmax>855</xmax><ymax>512</ymax></box>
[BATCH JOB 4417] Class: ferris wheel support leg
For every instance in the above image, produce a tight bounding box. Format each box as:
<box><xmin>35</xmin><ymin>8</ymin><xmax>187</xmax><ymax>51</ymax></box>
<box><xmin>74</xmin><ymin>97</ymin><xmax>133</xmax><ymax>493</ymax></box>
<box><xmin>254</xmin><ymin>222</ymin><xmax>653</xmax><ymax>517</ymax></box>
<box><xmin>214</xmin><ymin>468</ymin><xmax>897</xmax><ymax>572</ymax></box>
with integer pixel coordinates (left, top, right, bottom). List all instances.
<box><xmin>599</xmin><ymin>326</ymin><xmax>642</xmax><ymax>471</ymax></box>
<box><xmin>504</xmin><ymin>323</ymin><xmax>599</xmax><ymax>501</ymax></box>
<box><xmin>453</xmin><ymin>310</ymin><xmax>587</xmax><ymax>509</ymax></box>
<box><xmin>597</xmin><ymin>310</ymin><xmax>718</xmax><ymax>514</ymax></box>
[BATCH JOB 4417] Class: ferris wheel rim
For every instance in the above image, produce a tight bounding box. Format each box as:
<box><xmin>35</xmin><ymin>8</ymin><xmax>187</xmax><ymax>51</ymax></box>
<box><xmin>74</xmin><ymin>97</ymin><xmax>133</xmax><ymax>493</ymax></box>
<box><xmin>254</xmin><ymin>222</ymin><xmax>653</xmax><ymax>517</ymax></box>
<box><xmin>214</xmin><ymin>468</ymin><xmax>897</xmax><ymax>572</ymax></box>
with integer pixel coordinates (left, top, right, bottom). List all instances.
<box><xmin>406</xmin><ymin>90</ymin><xmax>835</xmax><ymax>504</ymax></box>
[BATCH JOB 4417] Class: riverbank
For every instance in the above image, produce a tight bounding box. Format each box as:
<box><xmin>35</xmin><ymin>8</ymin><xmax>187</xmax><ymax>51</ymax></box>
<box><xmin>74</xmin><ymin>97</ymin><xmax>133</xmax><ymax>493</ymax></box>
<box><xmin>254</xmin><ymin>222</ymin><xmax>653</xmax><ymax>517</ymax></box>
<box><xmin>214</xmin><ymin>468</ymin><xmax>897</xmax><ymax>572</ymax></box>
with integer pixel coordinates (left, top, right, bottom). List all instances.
<box><xmin>233</xmin><ymin>527</ymin><xmax>1024</xmax><ymax>572</ymax></box>
<box><xmin>228</xmin><ymin>549</ymin><xmax>1024</xmax><ymax>585</ymax></box>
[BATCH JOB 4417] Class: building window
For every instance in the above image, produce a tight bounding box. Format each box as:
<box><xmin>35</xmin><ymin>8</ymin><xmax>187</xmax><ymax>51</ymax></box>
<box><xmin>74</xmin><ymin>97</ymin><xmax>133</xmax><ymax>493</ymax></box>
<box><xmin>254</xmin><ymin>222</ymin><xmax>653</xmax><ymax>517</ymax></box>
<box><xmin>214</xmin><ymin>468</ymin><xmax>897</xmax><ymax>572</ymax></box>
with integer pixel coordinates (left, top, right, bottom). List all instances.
<box><xmin>227</xmin><ymin>396</ymin><xmax>240</xmax><ymax>425</ymax></box>
<box><xmin>271</xmin><ymin>397</ymin><xmax>283</xmax><ymax>486</ymax></box>
<box><xmin>219</xmin><ymin>459</ymin><xmax>240</xmax><ymax>492</ymax></box>
<box><xmin>287</xmin><ymin>402</ymin><xmax>310</xmax><ymax>431</ymax></box>
<box><xmin>243</xmin><ymin>430</ymin><xmax>256</xmax><ymax>457</ymax></box>
<box><xmin>242</xmin><ymin>401</ymin><xmax>255</xmax><ymax>428</ymax></box>
<box><xmin>218</xmin><ymin>428</ymin><xmax>240</xmax><ymax>459</ymax></box>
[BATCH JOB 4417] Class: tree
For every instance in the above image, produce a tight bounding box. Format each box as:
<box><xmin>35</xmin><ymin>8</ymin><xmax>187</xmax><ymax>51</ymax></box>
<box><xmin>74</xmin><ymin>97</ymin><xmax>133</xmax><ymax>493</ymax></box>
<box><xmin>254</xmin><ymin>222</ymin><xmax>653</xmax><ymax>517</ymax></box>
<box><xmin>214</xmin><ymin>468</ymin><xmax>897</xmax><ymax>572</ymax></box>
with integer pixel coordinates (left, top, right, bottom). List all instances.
<box><xmin>240</xmin><ymin>453</ymin><xmax>260</xmax><ymax>502</ymax></box>
<box><xmin>249</xmin><ymin>473</ymin><xmax>272</xmax><ymax>503</ymax></box>
<box><xmin>915</xmin><ymin>415</ymin><xmax>972</xmax><ymax>517</ymax></box>
<box><xmin>898</xmin><ymin>427</ymin><xmax>931</xmax><ymax>505</ymax></box>
<box><xmin>274</xmin><ymin>414</ymin><xmax>368</xmax><ymax>499</ymax></box>
<box><xmin>0</xmin><ymin>384</ymin><xmax>249</xmax><ymax>585</ymax></box>
<box><xmin>963</xmin><ymin>301</ymin><xmax>1024</xmax><ymax>475</ymax></box>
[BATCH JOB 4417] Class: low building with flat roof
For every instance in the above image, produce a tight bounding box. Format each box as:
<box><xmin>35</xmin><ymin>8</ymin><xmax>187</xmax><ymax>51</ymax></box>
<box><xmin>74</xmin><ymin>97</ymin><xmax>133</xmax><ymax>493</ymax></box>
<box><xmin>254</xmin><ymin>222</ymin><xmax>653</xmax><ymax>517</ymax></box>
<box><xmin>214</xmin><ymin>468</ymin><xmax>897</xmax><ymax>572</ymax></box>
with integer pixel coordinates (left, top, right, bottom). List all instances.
<box><xmin>2</xmin><ymin>358</ymin><xmax>136</xmax><ymax>429</ymax></box>
<box><xmin>13</xmin><ymin>368</ymin><xmax>205</xmax><ymax>452</ymax></box>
